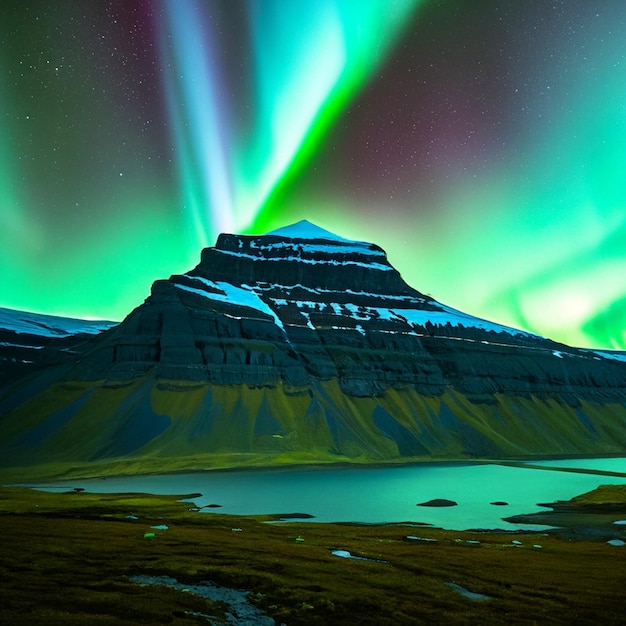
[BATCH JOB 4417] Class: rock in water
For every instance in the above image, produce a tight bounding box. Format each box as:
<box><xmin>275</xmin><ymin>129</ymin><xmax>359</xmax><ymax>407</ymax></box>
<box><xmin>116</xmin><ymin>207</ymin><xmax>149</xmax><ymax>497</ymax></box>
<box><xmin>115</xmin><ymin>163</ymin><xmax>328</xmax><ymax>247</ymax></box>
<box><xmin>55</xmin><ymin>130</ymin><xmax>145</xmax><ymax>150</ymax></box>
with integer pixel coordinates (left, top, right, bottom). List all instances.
<box><xmin>1</xmin><ymin>220</ymin><xmax>626</xmax><ymax>477</ymax></box>
<box><xmin>417</xmin><ymin>499</ymin><xmax>458</xmax><ymax>508</ymax></box>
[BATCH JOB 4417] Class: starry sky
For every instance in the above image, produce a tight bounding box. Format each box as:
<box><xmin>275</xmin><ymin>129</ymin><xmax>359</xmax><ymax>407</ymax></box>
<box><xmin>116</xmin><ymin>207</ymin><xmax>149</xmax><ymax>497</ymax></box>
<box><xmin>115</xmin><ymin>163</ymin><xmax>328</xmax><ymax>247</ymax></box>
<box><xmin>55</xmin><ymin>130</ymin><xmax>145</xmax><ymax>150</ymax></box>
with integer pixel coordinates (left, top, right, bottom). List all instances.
<box><xmin>1</xmin><ymin>0</ymin><xmax>625</xmax><ymax>350</ymax></box>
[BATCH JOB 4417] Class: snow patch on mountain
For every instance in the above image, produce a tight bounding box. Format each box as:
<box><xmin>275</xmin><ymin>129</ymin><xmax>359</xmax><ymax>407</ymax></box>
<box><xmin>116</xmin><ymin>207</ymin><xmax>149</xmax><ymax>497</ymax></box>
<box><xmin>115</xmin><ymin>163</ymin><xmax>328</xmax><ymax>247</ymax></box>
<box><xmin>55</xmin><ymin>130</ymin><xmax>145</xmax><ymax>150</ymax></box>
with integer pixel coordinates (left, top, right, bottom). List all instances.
<box><xmin>265</xmin><ymin>297</ymin><xmax>533</xmax><ymax>338</ymax></box>
<box><xmin>250</xmin><ymin>239</ymin><xmax>385</xmax><ymax>258</ymax></box>
<box><xmin>175</xmin><ymin>266</ymin><xmax>536</xmax><ymax>340</ymax></box>
<box><xmin>435</xmin><ymin>303</ymin><xmax>537</xmax><ymax>337</ymax></box>
<box><xmin>343</xmin><ymin>302</ymin><xmax>531</xmax><ymax>336</ymax></box>
<box><xmin>0</xmin><ymin>307</ymin><xmax>117</xmax><ymax>338</ymax></box>
<box><xmin>215</xmin><ymin>247</ymin><xmax>393</xmax><ymax>271</ymax></box>
<box><xmin>177</xmin><ymin>276</ymin><xmax>286</xmax><ymax>332</ymax></box>
<box><xmin>595</xmin><ymin>350</ymin><xmax>626</xmax><ymax>363</ymax></box>
<box><xmin>255</xmin><ymin>282</ymin><xmax>421</xmax><ymax>302</ymax></box>
<box><xmin>266</xmin><ymin>219</ymin><xmax>358</xmax><ymax>243</ymax></box>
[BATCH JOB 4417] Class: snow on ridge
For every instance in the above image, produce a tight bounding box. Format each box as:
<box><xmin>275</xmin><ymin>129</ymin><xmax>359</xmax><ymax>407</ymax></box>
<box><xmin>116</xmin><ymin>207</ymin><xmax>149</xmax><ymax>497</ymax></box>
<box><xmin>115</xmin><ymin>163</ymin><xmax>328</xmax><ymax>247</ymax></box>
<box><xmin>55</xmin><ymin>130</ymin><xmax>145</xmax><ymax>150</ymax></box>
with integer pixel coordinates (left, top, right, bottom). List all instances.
<box><xmin>358</xmin><ymin>304</ymin><xmax>531</xmax><ymax>337</ymax></box>
<box><xmin>435</xmin><ymin>303</ymin><xmax>537</xmax><ymax>338</ymax></box>
<box><xmin>254</xmin><ymin>282</ymin><xmax>418</xmax><ymax>302</ymax></box>
<box><xmin>330</xmin><ymin>303</ymin><xmax>343</xmax><ymax>316</ymax></box>
<box><xmin>594</xmin><ymin>350</ymin><xmax>626</xmax><ymax>363</ymax></box>
<box><xmin>267</xmin><ymin>295</ymin><xmax>531</xmax><ymax>338</ymax></box>
<box><xmin>174</xmin><ymin>269</ymin><xmax>533</xmax><ymax>340</ymax></box>
<box><xmin>249</xmin><ymin>239</ymin><xmax>385</xmax><ymax>258</ymax></box>
<box><xmin>215</xmin><ymin>247</ymin><xmax>392</xmax><ymax>271</ymax></box>
<box><xmin>177</xmin><ymin>276</ymin><xmax>286</xmax><ymax>332</ymax></box>
<box><xmin>0</xmin><ymin>307</ymin><xmax>117</xmax><ymax>337</ymax></box>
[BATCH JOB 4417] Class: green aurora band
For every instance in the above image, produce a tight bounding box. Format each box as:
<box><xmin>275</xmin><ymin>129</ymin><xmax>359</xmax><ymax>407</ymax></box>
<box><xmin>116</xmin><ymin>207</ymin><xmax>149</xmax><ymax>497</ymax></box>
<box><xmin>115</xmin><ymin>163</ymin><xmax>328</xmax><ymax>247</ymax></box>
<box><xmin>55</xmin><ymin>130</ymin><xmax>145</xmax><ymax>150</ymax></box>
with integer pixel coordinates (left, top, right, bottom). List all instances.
<box><xmin>158</xmin><ymin>0</ymin><xmax>419</xmax><ymax>244</ymax></box>
<box><xmin>0</xmin><ymin>1</ymin><xmax>624</xmax><ymax>350</ymax></box>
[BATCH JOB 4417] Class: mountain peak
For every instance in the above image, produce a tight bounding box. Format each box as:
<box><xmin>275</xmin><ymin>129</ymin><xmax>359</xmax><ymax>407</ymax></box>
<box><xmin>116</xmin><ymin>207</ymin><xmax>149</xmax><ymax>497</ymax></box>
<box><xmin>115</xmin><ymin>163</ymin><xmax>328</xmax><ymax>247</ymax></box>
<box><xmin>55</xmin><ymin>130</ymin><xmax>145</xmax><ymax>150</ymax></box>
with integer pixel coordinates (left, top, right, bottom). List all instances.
<box><xmin>3</xmin><ymin>216</ymin><xmax>626</xmax><ymax>477</ymax></box>
<box><xmin>266</xmin><ymin>220</ymin><xmax>354</xmax><ymax>243</ymax></box>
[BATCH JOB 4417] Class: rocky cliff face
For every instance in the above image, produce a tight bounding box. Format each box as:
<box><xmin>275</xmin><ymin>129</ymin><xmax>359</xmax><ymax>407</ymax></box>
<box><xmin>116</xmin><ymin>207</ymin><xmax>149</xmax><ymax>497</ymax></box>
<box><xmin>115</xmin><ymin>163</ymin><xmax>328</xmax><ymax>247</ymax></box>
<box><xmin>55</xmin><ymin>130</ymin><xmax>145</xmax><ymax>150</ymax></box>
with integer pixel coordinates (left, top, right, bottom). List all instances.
<box><xmin>1</xmin><ymin>221</ymin><xmax>625</xmax><ymax>478</ymax></box>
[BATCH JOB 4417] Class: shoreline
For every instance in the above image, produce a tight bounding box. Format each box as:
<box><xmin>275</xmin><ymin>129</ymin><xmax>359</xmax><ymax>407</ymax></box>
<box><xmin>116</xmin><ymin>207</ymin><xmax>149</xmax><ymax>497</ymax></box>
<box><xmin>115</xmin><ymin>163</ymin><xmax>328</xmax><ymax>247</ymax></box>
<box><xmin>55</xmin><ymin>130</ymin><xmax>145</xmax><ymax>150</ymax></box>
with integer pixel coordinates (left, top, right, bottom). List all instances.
<box><xmin>3</xmin><ymin>451</ymin><xmax>625</xmax><ymax>485</ymax></box>
<box><xmin>7</xmin><ymin>456</ymin><xmax>624</xmax><ymax>533</ymax></box>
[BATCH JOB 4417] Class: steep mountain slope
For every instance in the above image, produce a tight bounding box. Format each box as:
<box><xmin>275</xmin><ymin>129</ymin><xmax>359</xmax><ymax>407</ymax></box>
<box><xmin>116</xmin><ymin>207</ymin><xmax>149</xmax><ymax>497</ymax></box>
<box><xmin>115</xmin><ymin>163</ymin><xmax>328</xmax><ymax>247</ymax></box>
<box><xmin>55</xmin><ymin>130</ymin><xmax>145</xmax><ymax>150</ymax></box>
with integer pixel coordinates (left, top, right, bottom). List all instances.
<box><xmin>1</xmin><ymin>221</ymin><xmax>625</xmax><ymax>479</ymax></box>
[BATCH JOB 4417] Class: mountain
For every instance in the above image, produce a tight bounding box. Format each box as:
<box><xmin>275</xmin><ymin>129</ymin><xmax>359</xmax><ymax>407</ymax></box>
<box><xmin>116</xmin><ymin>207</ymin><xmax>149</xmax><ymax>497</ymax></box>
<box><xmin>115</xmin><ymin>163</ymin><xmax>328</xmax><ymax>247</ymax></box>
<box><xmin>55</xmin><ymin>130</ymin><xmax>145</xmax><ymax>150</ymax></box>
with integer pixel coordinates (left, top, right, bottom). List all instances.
<box><xmin>1</xmin><ymin>220</ymin><xmax>625</xmax><ymax>479</ymax></box>
<box><xmin>0</xmin><ymin>307</ymin><xmax>117</xmax><ymax>385</ymax></box>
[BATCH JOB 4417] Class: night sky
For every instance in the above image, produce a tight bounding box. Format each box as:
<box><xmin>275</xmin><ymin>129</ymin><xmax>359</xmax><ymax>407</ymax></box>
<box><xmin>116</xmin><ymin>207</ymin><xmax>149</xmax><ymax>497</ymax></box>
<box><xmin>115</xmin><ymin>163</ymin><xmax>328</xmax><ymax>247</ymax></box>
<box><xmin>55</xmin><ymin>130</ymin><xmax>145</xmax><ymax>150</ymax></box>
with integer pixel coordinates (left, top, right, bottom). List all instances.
<box><xmin>2</xmin><ymin>0</ymin><xmax>625</xmax><ymax>350</ymax></box>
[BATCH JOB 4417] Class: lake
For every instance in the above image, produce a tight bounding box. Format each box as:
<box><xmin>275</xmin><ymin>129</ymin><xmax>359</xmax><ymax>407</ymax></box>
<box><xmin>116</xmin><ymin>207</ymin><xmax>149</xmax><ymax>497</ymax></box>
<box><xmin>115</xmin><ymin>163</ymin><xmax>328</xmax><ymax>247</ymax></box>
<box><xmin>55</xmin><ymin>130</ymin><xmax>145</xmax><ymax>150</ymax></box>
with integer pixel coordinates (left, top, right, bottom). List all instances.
<box><xmin>33</xmin><ymin>458</ymin><xmax>626</xmax><ymax>531</ymax></box>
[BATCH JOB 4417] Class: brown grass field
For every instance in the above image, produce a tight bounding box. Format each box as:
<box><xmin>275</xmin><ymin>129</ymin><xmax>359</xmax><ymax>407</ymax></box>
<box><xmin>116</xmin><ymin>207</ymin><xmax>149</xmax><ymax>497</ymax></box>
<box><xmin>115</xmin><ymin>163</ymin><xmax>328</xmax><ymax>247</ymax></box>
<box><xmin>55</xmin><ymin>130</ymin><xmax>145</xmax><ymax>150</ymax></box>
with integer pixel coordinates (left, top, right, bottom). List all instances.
<box><xmin>1</xmin><ymin>485</ymin><xmax>625</xmax><ymax>625</ymax></box>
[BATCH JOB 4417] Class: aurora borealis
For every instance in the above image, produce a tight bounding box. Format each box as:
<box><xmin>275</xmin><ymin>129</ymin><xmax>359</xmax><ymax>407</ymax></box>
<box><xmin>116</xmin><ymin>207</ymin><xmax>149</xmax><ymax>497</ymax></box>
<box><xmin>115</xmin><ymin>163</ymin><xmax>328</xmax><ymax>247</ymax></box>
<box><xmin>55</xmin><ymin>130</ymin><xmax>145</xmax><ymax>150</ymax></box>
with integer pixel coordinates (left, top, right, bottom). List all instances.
<box><xmin>1</xmin><ymin>1</ymin><xmax>625</xmax><ymax>350</ymax></box>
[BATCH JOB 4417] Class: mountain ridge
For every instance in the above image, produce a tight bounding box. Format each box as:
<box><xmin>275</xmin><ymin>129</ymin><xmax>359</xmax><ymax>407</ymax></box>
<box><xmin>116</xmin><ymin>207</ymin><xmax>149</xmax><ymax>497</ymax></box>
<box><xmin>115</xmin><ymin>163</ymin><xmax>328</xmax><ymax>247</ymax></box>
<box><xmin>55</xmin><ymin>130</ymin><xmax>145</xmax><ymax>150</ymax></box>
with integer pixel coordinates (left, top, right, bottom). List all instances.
<box><xmin>1</xmin><ymin>221</ymin><xmax>625</xmax><ymax>480</ymax></box>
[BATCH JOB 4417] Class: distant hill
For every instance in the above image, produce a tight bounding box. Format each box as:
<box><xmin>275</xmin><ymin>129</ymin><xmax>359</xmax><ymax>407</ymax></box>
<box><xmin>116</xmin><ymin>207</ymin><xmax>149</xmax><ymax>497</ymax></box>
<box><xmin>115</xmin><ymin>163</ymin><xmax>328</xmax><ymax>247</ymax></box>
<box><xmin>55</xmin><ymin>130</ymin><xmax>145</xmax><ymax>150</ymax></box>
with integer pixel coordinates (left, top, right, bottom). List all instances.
<box><xmin>1</xmin><ymin>220</ymin><xmax>625</xmax><ymax>480</ymax></box>
<box><xmin>0</xmin><ymin>307</ymin><xmax>117</xmax><ymax>386</ymax></box>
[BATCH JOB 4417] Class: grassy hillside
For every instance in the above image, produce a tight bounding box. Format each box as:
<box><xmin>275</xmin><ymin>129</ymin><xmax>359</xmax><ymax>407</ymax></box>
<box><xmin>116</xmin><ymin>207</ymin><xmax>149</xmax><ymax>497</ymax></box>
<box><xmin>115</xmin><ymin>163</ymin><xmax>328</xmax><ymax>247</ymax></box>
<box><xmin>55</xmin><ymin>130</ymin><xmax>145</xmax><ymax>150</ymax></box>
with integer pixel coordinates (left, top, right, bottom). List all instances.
<box><xmin>2</xmin><ymin>374</ymin><xmax>626</xmax><ymax>481</ymax></box>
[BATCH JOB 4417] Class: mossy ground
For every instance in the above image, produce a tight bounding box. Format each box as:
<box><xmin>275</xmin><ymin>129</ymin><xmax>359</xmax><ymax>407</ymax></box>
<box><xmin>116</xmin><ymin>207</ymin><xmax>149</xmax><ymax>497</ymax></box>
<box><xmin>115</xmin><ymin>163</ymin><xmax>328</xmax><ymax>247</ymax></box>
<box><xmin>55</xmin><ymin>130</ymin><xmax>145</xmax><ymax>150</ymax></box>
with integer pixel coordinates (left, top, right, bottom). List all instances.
<box><xmin>1</xmin><ymin>487</ymin><xmax>625</xmax><ymax>624</ymax></box>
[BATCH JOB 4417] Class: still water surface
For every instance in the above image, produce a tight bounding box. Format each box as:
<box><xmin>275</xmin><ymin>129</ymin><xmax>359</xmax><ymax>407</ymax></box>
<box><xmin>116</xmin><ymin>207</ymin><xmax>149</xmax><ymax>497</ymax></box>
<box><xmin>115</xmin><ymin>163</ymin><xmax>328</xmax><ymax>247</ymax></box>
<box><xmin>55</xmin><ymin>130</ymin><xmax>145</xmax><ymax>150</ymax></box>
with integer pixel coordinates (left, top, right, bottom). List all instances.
<box><xmin>37</xmin><ymin>458</ymin><xmax>626</xmax><ymax>531</ymax></box>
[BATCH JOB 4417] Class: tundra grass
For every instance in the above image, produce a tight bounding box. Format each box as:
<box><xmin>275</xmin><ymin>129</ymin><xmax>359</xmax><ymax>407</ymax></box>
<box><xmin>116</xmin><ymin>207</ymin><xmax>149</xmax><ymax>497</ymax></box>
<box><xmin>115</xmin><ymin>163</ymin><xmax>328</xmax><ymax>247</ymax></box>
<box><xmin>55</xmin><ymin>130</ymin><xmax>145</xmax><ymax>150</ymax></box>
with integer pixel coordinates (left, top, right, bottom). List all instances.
<box><xmin>1</xmin><ymin>487</ymin><xmax>625</xmax><ymax>624</ymax></box>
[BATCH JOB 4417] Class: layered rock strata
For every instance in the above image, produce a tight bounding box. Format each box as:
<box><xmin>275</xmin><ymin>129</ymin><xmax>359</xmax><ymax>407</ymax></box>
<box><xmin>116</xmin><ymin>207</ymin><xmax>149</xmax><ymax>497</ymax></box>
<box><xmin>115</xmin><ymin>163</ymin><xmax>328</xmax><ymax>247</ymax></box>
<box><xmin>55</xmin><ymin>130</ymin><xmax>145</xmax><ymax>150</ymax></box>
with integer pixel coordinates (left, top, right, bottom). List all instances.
<box><xmin>1</xmin><ymin>221</ymin><xmax>625</xmax><ymax>477</ymax></box>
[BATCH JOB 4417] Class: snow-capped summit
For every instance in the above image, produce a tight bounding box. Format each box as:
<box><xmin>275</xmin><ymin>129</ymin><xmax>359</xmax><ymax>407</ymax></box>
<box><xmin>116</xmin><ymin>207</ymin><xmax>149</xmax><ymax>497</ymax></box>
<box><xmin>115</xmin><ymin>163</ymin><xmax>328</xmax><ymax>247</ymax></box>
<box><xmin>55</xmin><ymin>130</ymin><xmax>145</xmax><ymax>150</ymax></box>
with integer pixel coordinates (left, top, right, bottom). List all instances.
<box><xmin>267</xmin><ymin>219</ymin><xmax>358</xmax><ymax>243</ymax></box>
<box><xmin>212</xmin><ymin>220</ymin><xmax>388</xmax><ymax>276</ymax></box>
